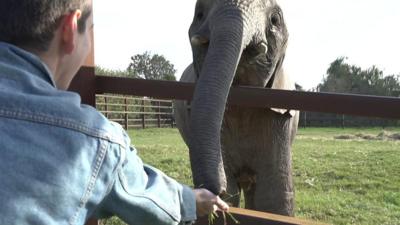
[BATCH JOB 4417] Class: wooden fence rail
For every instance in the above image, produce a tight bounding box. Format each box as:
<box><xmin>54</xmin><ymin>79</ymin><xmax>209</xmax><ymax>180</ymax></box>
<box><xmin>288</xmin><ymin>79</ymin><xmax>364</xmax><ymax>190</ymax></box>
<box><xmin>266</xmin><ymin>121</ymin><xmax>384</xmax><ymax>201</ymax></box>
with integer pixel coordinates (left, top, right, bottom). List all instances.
<box><xmin>196</xmin><ymin>208</ymin><xmax>327</xmax><ymax>225</ymax></box>
<box><xmin>92</xmin><ymin>75</ymin><xmax>400</xmax><ymax>120</ymax></box>
<box><xmin>96</xmin><ymin>94</ymin><xmax>399</xmax><ymax>130</ymax></box>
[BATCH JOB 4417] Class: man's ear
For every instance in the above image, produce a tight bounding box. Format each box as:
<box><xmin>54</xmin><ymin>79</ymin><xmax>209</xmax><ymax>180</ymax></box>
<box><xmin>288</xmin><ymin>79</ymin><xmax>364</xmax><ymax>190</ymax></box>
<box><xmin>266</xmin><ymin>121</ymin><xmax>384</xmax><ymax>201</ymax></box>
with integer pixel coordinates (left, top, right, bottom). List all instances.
<box><xmin>61</xmin><ymin>10</ymin><xmax>82</xmax><ymax>54</ymax></box>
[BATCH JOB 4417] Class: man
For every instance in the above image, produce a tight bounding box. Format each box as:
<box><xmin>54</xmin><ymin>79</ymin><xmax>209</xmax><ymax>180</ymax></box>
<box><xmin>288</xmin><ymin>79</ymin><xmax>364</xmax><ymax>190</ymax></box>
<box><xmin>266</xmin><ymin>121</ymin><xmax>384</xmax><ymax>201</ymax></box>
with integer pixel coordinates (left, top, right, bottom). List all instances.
<box><xmin>0</xmin><ymin>0</ymin><xmax>229</xmax><ymax>224</ymax></box>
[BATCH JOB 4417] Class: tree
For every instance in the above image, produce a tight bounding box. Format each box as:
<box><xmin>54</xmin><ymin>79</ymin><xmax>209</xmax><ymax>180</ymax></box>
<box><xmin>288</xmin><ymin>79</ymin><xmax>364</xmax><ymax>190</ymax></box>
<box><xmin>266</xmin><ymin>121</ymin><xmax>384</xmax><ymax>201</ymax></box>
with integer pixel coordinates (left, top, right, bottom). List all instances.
<box><xmin>317</xmin><ymin>57</ymin><xmax>400</xmax><ymax>97</ymax></box>
<box><xmin>318</xmin><ymin>57</ymin><xmax>353</xmax><ymax>93</ymax></box>
<box><xmin>127</xmin><ymin>51</ymin><xmax>177</xmax><ymax>81</ymax></box>
<box><xmin>95</xmin><ymin>66</ymin><xmax>138</xmax><ymax>78</ymax></box>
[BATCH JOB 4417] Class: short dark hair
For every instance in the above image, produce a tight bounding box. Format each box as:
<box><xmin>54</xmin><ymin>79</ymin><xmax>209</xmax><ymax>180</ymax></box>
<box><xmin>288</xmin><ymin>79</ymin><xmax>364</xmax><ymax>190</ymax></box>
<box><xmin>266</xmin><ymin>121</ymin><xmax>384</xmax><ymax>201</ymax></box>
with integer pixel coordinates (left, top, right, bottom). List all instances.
<box><xmin>0</xmin><ymin>0</ymin><xmax>92</xmax><ymax>51</ymax></box>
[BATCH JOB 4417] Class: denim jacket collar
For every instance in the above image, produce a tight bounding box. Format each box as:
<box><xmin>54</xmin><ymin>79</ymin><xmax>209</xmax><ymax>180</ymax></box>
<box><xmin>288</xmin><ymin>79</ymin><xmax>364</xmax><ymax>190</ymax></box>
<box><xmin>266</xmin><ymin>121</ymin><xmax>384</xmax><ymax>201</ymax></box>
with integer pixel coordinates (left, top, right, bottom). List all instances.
<box><xmin>0</xmin><ymin>42</ymin><xmax>56</xmax><ymax>87</ymax></box>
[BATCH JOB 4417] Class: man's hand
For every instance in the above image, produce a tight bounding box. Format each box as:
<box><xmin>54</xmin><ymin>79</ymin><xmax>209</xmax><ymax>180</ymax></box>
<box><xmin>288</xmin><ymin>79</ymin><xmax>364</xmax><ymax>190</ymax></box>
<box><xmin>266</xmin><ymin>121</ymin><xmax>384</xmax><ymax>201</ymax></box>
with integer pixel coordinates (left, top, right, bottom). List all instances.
<box><xmin>193</xmin><ymin>188</ymin><xmax>229</xmax><ymax>217</ymax></box>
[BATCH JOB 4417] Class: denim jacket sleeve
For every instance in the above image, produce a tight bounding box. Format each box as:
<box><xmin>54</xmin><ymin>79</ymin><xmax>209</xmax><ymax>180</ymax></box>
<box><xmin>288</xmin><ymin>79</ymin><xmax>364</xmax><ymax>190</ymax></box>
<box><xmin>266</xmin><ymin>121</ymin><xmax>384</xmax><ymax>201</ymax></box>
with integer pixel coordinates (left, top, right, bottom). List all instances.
<box><xmin>93</xmin><ymin>124</ymin><xmax>196</xmax><ymax>225</ymax></box>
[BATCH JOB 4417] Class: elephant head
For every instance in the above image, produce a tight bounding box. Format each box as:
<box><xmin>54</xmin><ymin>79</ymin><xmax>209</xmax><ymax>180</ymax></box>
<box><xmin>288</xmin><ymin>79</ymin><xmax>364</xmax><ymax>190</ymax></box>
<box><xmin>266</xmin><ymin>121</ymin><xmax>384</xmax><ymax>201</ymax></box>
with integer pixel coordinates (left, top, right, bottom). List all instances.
<box><xmin>188</xmin><ymin>0</ymin><xmax>289</xmax><ymax>195</ymax></box>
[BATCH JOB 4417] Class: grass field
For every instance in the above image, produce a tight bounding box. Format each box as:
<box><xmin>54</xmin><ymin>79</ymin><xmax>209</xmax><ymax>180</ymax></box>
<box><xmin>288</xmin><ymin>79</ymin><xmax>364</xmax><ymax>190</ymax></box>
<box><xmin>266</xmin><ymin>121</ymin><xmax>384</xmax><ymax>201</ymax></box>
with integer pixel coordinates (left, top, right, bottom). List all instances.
<box><xmin>101</xmin><ymin>127</ymin><xmax>400</xmax><ymax>225</ymax></box>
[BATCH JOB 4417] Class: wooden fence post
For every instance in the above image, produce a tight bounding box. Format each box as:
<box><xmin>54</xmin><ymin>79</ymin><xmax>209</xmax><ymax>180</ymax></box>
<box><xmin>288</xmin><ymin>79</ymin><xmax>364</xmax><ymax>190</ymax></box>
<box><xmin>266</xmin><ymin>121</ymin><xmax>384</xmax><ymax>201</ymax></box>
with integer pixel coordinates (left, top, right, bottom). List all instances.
<box><xmin>68</xmin><ymin>67</ymin><xmax>95</xmax><ymax>106</ymax></box>
<box><xmin>68</xmin><ymin>68</ymin><xmax>98</xmax><ymax>225</ymax></box>
<box><xmin>157</xmin><ymin>100</ymin><xmax>161</xmax><ymax>128</ymax></box>
<box><xmin>142</xmin><ymin>98</ymin><xmax>145</xmax><ymax>129</ymax></box>
<box><xmin>171</xmin><ymin>103</ymin><xmax>174</xmax><ymax>128</ymax></box>
<box><xmin>124</xmin><ymin>97</ymin><xmax>128</xmax><ymax>130</ymax></box>
<box><xmin>104</xmin><ymin>96</ymin><xmax>108</xmax><ymax>119</ymax></box>
<box><xmin>341</xmin><ymin>114</ymin><xmax>345</xmax><ymax>129</ymax></box>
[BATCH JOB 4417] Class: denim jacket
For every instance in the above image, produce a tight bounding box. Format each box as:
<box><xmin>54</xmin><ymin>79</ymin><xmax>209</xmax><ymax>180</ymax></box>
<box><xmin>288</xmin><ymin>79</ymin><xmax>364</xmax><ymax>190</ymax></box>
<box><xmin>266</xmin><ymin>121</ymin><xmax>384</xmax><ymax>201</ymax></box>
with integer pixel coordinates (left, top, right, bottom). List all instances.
<box><xmin>0</xmin><ymin>42</ymin><xmax>196</xmax><ymax>225</ymax></box>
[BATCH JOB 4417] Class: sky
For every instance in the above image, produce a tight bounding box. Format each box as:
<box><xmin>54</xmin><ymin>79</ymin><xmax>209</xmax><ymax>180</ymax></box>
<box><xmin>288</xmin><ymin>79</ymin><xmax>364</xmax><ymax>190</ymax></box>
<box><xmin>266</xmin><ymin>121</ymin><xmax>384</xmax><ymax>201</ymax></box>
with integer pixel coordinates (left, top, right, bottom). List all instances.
<box><xmin>93</xmin><ymin>0</ymin><xmax>400</xmax><ymax>90</ymax></box>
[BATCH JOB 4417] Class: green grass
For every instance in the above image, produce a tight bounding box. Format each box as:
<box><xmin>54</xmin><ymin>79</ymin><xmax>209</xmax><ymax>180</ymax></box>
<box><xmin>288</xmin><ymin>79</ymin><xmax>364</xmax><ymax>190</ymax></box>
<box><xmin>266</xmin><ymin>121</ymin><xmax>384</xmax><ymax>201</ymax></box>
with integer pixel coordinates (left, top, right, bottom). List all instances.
<box><xmin>127</xmin><ymin>128</ymin><xmax>193</xmax><ymax>184</ymax></box>
<box><xmin>101</xmin><ymin>127</ymin><xmax>400</xmax><ymax>225</ymax></box>
<box><xmin>293</xmin><ymin>127</ymin><xmax>400</xmax><ymax>225</ymax></box>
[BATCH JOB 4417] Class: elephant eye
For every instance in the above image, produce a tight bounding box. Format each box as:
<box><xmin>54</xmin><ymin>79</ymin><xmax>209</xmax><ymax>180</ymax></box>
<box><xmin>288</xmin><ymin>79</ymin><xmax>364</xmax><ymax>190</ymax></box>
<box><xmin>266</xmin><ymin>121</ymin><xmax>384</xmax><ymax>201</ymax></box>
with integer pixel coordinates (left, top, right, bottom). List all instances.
<box><xmin>196</xmin><ymin>11</ymin><xmax>204</xmax><ymax>21</ymax></box>
<box><xmin>270</xmin><ymin>12</ymin><xmax>282</xmax><ymax>27</ymax></box>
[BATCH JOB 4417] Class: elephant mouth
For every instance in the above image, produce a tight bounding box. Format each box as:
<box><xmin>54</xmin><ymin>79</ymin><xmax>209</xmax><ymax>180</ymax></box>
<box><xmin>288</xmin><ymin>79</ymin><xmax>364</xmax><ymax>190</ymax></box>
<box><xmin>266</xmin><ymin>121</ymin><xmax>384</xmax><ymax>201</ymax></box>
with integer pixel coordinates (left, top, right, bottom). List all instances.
<box><xmin>232</xmin><ymin>43</ymin><xmax>276</xmax><ymax>87</ymax></box>
<box><xmin>193</xmin><ymin>41</ymin><xmax>276</xmax><ymax>87</ymax></box>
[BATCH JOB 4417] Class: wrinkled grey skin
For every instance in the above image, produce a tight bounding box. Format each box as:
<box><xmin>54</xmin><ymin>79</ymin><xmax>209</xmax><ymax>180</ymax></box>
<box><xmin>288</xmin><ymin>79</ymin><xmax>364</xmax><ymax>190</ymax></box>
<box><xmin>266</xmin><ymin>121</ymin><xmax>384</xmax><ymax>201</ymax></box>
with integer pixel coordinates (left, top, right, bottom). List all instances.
<box><xmin>174</xmin><ymin>0</ymin><xmax>299</xmax><ymax>215</ymax></box>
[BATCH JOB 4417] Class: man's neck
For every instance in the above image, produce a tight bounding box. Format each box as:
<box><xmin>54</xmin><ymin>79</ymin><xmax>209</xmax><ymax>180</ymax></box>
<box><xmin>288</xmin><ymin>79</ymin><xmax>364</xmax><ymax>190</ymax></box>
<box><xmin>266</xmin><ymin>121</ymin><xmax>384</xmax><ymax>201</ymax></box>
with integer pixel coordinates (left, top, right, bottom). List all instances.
<box><xmin>21</xmin><ymin>38</ymin><xmax>62</xmax><ymax>89</ymax></box>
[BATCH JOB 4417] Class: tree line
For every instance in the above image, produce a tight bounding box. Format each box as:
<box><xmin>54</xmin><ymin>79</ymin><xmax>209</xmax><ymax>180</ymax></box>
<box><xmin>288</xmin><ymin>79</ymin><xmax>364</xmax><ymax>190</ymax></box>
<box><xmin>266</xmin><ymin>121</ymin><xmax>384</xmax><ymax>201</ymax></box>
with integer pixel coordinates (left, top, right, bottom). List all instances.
<box><xmin>316</xmin><ymin>57</ymin><xmax>400</xmax><ymax>97</ymax></box>
<box><xmin>302</xmin><ymin>57</ymin><xmax>400</xmax><ymax>127</ymax></box>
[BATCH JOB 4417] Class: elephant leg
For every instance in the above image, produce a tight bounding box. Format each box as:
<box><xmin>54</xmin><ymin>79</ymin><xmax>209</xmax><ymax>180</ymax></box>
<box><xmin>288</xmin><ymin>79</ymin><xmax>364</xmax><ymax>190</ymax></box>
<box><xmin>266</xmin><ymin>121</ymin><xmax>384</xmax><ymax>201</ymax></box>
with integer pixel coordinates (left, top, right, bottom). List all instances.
<box><xmin>253</xmin><ymin>173</ymin><xmax>294</xmax><ymax>216</ymax></box>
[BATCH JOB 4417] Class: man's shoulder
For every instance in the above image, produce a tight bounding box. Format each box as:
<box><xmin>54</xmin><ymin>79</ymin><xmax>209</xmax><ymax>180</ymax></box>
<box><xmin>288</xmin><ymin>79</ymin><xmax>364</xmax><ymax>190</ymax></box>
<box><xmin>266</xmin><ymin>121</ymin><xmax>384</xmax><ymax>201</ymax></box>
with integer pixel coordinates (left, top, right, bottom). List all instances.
<box><xmin>0</xmin><ymin>43</ymin><xmax>129</xmax><ymax>145</ymax></box>
<box><xmin>0</xmin><ymin>86</ymin><xmax>127</xmax><ymax>146</ymax></box>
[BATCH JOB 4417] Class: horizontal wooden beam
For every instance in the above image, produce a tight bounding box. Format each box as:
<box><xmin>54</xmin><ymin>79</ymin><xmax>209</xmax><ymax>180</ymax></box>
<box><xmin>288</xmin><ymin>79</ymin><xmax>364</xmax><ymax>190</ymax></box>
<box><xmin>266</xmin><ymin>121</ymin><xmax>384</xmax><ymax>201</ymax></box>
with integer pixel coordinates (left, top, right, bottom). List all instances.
<box><xmin>194</xmin><ymin>207</ymin><xmax>328</xmax><ymax>225</ymax></box>
<box><xmin>95</xmin><ymin>75</ymin><xmax>400</xmax><ymax>119</ymax></box>
<box><xmin>96</xmin><ymin>76</ymin><xmax>194</xmax><ymax>100</ymax></box>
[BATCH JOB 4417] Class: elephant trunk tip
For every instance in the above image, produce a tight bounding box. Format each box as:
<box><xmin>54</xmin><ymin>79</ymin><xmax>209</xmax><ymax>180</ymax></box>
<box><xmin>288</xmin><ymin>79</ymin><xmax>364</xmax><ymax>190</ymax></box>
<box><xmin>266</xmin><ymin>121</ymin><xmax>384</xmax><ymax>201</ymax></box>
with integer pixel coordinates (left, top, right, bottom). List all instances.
<box><xmin>194</xmin><ymin>181</ymin><xmax>226</xmax><ymax>196</ymax></box>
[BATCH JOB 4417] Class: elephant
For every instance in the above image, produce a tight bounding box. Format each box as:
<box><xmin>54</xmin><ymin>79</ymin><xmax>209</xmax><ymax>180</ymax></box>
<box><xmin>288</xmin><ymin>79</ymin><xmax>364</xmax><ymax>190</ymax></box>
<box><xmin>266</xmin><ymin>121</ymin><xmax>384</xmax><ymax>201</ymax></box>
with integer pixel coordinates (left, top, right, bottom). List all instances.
<box><xmin>173</xmin><ymin>0</ymin><xmax>299</xmax><ymax>216</ymax></box>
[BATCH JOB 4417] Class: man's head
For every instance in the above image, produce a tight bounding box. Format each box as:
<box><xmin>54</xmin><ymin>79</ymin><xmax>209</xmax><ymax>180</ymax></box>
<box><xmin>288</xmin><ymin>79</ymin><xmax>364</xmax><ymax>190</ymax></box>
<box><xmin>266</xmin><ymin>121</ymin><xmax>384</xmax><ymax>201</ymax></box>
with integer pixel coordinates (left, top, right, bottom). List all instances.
<box><xmin>0</xmin><ymin>0</ymin><xmax>93</xmax><ymax>90</ymax></box>
<box><xmin>0</xmin><ymin>0</ymin><xmax>92</xmax><ymax>52</ymax></box>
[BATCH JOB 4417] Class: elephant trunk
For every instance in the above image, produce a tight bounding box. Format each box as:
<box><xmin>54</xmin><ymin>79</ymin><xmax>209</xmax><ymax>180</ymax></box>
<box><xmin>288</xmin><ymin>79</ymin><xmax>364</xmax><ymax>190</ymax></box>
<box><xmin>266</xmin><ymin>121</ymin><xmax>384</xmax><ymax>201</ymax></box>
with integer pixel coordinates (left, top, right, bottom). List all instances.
<box><xmin>189</xmin><ymin>6</ymin><xmax>251</xmax><ymax>195</ymax></box>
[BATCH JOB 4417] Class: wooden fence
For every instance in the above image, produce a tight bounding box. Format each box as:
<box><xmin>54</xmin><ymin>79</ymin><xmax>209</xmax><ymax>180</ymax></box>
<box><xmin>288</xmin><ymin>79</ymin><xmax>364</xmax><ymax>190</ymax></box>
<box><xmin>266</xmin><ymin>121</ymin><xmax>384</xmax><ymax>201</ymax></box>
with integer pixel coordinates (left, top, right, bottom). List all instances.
<box><xmin>95</xmin><ymin>94</ymin><xmax>400</xmax><ymax>130</ymax></box>
<box><xmin>299</xmin><ymin>111</ymin><xmax>399</xmax><ymax>128</ymax></box>
<box><xmin>96</xmin><ymin>94</ymin><xmax>175</xmax><ymax>129</ymax></box>
<box><xmin>69</xmin><ymin>67</ymin><xmax>400</xmax><ymax>225</ymax></box>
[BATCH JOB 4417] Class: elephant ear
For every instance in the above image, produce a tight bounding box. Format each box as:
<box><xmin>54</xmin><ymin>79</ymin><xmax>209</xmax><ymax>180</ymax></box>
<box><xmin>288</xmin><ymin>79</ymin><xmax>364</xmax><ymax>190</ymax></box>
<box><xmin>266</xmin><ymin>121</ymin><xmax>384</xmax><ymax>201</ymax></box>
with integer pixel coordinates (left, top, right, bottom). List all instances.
<box><xmin>173</xmin><ymin>64</ymin><xmax>197</xmax><ymax>146</ymax></box>
<box><xmin>268</xmin><ymin>66</ymin><xmax>297</xmax><ymax>117</ymax></box>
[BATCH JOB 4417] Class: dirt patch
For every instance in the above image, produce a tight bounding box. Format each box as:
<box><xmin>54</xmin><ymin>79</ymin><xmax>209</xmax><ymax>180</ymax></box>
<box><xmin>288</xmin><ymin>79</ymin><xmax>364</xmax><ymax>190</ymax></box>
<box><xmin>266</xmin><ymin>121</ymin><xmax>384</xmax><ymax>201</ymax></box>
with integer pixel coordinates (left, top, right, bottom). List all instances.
<box><xmin>389</xmin><ymin>133</ymin><xmax>400</xmax><ymax>140</ymax></box>
<box><xmin>334</xmin><ymin>131</ymin><xmax>400</xmax><ymax>141</ymax></box>
<box><xmin>355</xmin><ymin>133</ymin><xmax>381</xmax><ymax>140</ymax></box>
<box><xmin>377</xmin><ymin>131</ymin><xmax>391</xmax><ymax>139</ymax></box>
<box><xmin>334</xmin><ymin>135</ymin><xmax>354</xmax><ymax>140</ymax></box>
<box><xmin>377</xmin><ymin>131</ymin><xmax>400</xmax><ymax>140</ymax></box>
